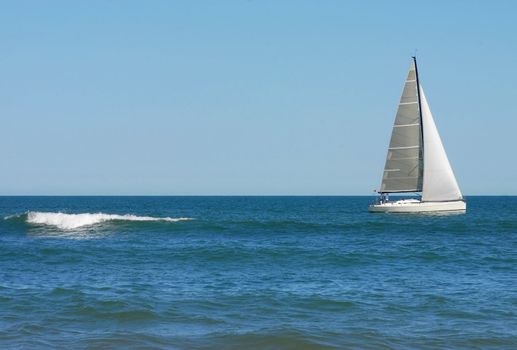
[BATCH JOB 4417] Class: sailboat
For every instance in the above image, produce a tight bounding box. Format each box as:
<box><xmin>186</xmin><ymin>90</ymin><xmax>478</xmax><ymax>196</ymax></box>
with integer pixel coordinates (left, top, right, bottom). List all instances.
<box><xmin>369</xmin><ymin>57</ymin><xmax>466</xmax><ymax>213</ymax></box>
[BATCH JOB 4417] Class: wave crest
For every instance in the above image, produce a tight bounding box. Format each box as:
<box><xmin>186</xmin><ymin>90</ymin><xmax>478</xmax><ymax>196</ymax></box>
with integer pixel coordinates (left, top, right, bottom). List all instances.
<box><xmin>21</xmin><ymin>211</ymin><xmax>193</xmax><ymax>229</ymax></box>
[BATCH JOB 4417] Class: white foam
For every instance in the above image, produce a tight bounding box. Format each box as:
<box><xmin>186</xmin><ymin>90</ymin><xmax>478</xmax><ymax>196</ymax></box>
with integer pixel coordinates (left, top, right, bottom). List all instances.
<box><xmin>25</xmin><ymin>211</ymin><xmax>193</xmax><ymax>230</ymax></box>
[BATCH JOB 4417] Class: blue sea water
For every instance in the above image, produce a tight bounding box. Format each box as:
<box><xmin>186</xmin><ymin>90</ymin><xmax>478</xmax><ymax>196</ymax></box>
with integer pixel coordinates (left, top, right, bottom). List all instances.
<box><xmin>0</xmin><ymin>196</ymin><xmax>516</xmax><ymax>349</ymax></box>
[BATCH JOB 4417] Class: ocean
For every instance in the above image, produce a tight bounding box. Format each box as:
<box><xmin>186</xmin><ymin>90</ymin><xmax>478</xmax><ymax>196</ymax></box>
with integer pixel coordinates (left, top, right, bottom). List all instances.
<box><xmin>0</xmin><ymin>196</ymin><xmax>516</xmax><ymax>349</ymax></box>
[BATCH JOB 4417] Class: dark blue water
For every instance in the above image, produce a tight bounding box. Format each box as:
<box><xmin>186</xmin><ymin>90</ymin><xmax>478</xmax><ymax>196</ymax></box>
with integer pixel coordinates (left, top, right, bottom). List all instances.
<box><xmin>0</xmin><ymin>196</ymin><xmax>516</xmax><ymax>349</ymax></box>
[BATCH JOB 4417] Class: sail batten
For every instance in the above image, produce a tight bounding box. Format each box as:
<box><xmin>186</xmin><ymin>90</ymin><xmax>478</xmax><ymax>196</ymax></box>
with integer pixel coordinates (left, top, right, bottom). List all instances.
<box><xmin>394</xmin><ymin>123</ymin><xmax>420</xmax><ymax>128</ymax></box>
<box><xmin>380</xmin><ymin>60</ymin><xmax>423</xmax><ymax>193</ymax></box>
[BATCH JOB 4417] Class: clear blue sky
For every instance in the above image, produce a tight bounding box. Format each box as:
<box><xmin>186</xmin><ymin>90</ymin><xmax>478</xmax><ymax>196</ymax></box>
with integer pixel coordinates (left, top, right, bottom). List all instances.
<box><xmin>1</xmin><ymin>1</ymin><xmax>515</xmax><ymax>195</ymax></box>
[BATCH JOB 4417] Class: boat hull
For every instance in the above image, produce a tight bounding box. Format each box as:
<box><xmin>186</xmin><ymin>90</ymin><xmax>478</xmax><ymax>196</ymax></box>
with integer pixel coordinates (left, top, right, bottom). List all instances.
<box><xmin>368</xmin><ymin>199</ymin><xmax>466</xmax><ymax>213</ymax></box>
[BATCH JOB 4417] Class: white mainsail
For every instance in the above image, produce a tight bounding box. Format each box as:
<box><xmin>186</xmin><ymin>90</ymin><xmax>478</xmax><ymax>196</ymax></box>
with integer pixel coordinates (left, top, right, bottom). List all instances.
<box><xmin>420</xmin><ymin>87</ymin><xmax>463</xmax><ymax>201</ymax></box>
<box><xmin>380</xmin><ymin>60</ymin><xmax>423</xmax><ymax>193</ymax></box>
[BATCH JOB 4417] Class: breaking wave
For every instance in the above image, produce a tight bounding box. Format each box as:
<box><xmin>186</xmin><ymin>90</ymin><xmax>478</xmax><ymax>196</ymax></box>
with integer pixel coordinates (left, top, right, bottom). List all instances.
<box><xmin>8</xmin><ymin>211</ymin><xmax>193</xmax><ymax>230</ymax></box>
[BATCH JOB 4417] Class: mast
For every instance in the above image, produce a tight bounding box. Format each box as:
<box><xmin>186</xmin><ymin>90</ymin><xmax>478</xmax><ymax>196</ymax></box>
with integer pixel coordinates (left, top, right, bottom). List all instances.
<box><xmin>413</xmin><ymin>56</ymin><xmax>424</xmax><ymax>192</ymax></box>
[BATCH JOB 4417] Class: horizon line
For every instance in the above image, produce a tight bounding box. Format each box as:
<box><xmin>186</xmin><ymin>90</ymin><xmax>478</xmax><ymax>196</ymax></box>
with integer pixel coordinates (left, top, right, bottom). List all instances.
<box><xmin>0</xmin><ymin>194</ymin><xmax>514</xmax><ymax>197</ymax></box>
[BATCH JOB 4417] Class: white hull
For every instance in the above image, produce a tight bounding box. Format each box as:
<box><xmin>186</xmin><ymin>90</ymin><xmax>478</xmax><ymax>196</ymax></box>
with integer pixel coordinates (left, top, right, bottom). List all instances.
<box><xmin>368</xmin><ymin>199</ymin><xmax>466</xmax><ymax>213</ymax></box>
